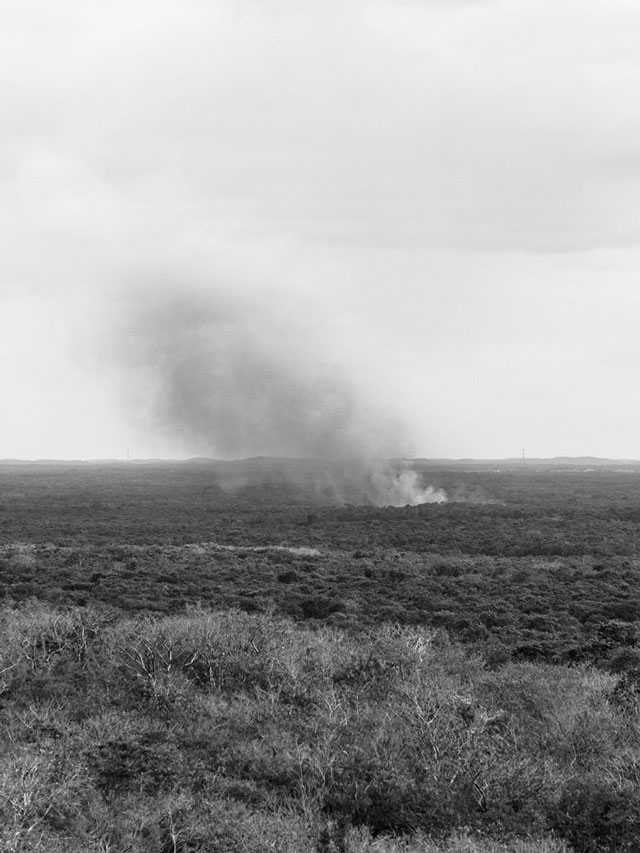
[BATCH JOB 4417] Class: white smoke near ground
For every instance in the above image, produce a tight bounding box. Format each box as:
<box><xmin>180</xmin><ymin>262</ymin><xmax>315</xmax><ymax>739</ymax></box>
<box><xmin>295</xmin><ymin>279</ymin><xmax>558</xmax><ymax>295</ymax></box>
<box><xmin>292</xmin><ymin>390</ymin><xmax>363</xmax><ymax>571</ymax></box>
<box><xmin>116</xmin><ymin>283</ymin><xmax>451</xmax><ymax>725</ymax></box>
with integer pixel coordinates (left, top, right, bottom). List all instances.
<box><xmin>211</xmin><ymin>457</ymin><xmax>448</xmax><ymax>507</ymax></box>
<box><xmin>382</xmin><ymin>469</ymin><xmax>448</xmax><ymax>506</ymax></box>
<box><xmin>322</xmin><ymin>460</ymin><xmax>448</xmax><ymax>507</ymax></box>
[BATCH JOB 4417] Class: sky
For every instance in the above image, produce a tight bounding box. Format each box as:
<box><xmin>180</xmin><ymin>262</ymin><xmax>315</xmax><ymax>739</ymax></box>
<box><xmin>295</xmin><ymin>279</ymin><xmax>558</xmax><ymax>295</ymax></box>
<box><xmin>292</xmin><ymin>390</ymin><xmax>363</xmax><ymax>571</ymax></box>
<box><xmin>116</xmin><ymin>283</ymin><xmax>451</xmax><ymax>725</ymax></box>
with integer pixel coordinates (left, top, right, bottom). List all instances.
<box><xmin>2</xmin><ymin>0</ymin><xmax>640</xmax><ymax>460</ymax></box>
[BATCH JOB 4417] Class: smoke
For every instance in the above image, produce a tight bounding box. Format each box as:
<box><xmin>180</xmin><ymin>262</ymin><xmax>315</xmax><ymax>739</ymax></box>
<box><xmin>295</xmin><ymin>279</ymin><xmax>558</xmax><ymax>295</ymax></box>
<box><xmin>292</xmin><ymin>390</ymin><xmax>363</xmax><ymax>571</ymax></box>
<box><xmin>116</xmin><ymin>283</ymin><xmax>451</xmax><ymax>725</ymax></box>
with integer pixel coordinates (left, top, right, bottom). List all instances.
<box><xmin>108</xmin><ymin>277</ymin><xmax>445</xmax><ymax>507</ymax></box>
<box><xmin>380</xmin><ymin>469</ymin><xmax>447</xmax><ymax>506</ymax></box>
<box><xmin>112</xmin><ymin>279</ymin><xmax>408</xmax><ymax>458</ymax></box>
<box><xmin>322</xmin><ymin>460</ymin><xmax>448</xmax><ymax>507</ymax></box>
<box><xmin>210</xmin><ymin>456</ymin><xmax>449</xmax><ymax>507</ymax></box>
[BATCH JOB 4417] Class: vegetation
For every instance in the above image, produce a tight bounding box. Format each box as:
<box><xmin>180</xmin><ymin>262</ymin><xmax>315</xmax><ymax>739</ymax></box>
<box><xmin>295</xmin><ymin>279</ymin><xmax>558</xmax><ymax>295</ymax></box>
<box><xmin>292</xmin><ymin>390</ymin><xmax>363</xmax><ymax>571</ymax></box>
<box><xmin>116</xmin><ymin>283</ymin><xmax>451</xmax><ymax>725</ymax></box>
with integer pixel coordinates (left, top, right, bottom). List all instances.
<box><xmin>1</xmin><ymin>540</ymin><xmax>639</xmax><ymax>670</ymax></box>
<box><xmin>1</xmin><ymin>460</ymin><xmax>640</xmax><ymax>850</ymax></box>
<box><xmin>3</xmin><ymin>602</ymin><xmax>637</xmax><ymax>852</ymax></box>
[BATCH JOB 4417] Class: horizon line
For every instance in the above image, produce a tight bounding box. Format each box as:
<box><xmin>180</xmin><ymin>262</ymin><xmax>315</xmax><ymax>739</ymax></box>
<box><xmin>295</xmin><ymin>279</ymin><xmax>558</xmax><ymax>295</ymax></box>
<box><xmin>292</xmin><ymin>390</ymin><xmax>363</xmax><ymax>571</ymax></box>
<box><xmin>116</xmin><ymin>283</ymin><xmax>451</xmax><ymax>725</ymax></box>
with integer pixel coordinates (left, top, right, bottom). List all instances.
<box><xmin>1</xmin><ymin>454</ymin><xmax>640</xmax><ymax>465</ymax></box>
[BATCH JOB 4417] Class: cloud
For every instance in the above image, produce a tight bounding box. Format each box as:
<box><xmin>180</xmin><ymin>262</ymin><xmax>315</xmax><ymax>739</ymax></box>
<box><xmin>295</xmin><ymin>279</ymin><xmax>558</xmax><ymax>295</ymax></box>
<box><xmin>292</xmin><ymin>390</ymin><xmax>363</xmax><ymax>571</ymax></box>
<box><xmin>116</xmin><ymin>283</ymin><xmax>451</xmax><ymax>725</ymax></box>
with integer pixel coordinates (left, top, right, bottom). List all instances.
<box><xmin>1</xmin><ymin>0</ymin><xmax>640</xmax><ymax>460</ymax></box>
<box><xmin>3</xmin><ymin>0</ymin><xmax>640</xmax><ymax>256</ymax></box>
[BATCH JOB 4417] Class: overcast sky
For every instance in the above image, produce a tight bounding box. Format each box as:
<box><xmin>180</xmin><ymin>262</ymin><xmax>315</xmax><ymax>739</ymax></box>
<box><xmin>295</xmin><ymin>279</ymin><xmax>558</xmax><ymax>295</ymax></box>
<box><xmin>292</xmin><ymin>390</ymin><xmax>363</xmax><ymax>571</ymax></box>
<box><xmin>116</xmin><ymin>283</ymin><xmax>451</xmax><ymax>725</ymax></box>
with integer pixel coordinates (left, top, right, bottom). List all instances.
<box><xmin>3</xmin><ymin>0</ymin><xmax>640</xmax><ymax>460</ymax></box>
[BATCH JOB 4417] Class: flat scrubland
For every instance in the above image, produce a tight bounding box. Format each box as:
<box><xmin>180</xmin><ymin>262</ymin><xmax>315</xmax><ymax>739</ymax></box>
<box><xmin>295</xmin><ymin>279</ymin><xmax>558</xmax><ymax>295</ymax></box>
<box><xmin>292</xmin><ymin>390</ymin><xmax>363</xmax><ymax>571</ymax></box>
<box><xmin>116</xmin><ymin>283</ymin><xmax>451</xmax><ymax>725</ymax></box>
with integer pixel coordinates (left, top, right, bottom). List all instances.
<box><xmin>1</xmin><ymin>460</ymin><xmax>640</xmax><ymax>852</ymax></box>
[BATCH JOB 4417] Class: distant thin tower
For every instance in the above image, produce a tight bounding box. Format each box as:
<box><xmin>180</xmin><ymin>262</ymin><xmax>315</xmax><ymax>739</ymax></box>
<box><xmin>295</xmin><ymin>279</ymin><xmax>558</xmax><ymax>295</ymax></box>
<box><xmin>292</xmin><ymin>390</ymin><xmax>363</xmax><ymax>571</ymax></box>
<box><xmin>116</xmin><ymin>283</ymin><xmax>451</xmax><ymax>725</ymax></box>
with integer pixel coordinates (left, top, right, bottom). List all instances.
<box><xmin>522</xmin><ymin>448</ymin><xmax>526</xmax><ymax>463</ymax></box>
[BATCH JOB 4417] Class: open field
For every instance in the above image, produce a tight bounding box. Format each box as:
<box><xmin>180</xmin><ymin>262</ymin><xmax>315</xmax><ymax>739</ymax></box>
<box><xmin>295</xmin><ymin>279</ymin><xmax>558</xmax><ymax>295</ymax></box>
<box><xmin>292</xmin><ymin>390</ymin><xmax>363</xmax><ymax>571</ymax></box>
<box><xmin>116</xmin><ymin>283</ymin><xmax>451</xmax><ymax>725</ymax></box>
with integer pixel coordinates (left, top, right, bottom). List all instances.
<box><xmin>1</xmin><ymin>460</ymin><xmax>640</xmax><ymax>851</ymax></box>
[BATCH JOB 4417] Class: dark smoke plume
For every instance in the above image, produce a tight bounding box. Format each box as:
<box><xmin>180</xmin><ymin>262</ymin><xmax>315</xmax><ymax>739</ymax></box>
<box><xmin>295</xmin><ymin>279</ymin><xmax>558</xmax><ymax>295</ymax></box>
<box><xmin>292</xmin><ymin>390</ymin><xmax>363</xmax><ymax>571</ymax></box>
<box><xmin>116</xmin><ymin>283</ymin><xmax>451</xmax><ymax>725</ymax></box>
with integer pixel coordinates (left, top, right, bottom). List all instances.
<box><xmin>111</xmin><ymin>280</ymin><xmax>441</xmax><ymax>506</ymax></box>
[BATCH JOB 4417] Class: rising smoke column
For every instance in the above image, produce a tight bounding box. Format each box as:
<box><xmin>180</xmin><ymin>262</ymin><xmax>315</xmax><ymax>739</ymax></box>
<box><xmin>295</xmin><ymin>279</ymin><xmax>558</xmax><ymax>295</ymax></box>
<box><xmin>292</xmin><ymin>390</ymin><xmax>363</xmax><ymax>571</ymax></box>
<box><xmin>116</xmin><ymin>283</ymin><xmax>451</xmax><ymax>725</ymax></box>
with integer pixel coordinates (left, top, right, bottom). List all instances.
<box><xmin>110</xmin><ymin>279</ymin><xmax>441</xmax><ymax>506</ymax></box>
<box><xmin>114</xmin><ymin>280</ymin><xmax>406</xmax><ymax>459</ymax></box>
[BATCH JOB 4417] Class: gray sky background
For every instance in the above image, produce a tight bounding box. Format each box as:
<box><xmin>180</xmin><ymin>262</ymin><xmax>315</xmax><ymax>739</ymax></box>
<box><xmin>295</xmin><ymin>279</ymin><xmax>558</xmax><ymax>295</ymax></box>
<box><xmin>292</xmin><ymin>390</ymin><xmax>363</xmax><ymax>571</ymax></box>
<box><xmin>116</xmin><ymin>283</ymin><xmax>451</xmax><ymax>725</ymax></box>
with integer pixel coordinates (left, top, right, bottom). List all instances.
<box><xmin>3</xmin><ymin>0</ymin><xmax>640</xmax><ymax>459</ymax></box>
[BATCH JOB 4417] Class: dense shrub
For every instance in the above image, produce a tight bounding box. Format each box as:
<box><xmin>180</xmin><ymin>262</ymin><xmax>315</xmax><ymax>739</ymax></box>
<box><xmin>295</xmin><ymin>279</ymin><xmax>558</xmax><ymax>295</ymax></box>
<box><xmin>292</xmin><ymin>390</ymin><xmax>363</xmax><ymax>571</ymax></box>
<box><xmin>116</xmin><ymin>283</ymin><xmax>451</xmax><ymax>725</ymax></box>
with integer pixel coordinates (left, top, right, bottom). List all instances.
<box><xmin>0</xmin><ymin>601</ymin><xmax>639</xmax><ymax>851</ymax></box>
<box><xmin>551</xmin><ymin>778</ymin><xmax>640</xmax><ymax>852</ymax></box>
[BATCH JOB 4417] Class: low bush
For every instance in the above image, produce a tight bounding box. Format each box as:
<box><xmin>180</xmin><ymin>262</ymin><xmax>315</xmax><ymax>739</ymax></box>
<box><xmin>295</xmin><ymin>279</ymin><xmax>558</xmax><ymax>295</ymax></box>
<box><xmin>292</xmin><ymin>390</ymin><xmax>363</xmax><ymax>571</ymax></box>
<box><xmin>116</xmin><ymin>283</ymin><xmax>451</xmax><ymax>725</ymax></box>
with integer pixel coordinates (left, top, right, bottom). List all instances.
<box><xmin>0</xmin><ymin>602</ymin><xmax>639</xmax><ymax>850</ymax></box>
